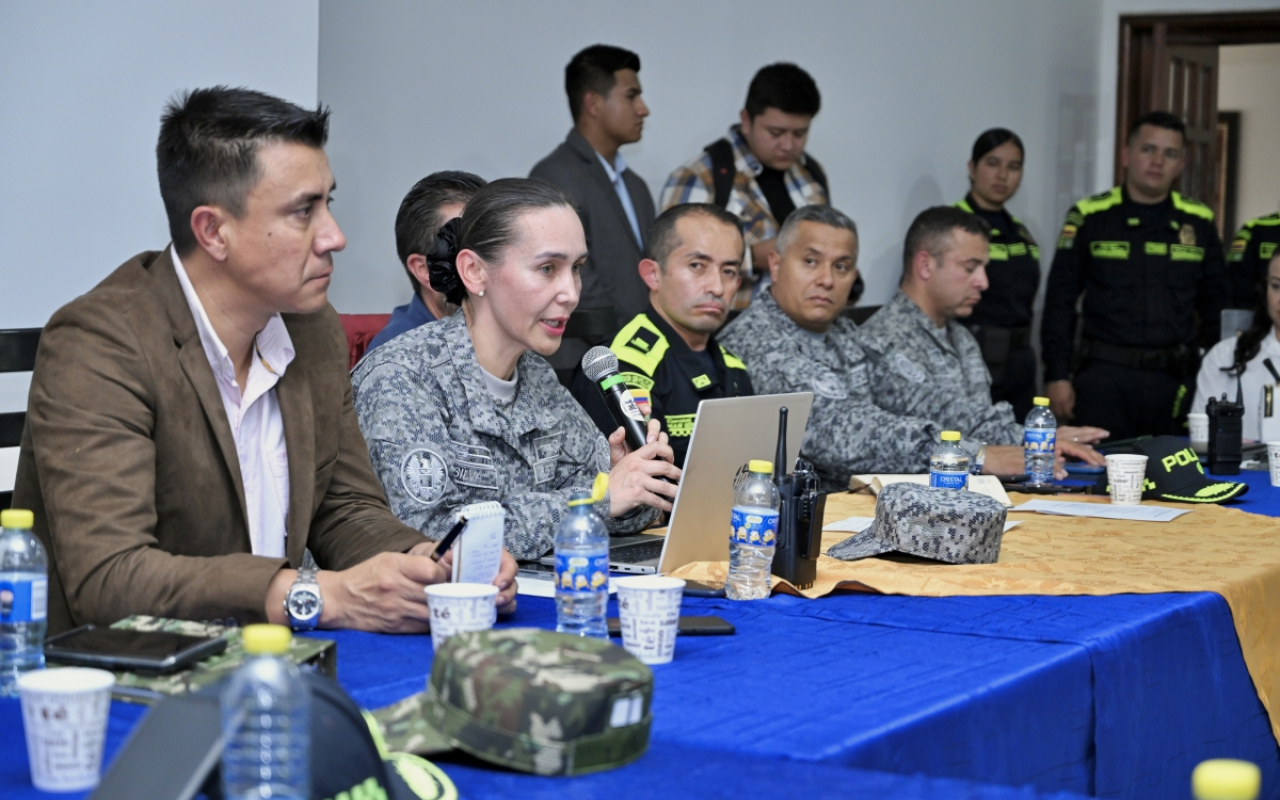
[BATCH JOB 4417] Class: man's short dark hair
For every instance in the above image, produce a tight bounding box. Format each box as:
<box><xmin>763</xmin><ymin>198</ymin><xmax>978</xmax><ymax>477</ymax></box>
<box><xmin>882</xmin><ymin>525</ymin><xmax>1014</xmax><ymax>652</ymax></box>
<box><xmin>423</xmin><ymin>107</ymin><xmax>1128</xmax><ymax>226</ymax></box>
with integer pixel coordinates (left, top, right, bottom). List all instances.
<box><xmin>744</xmin><ymin>63</ymin><xmax>821</xmax><ymax>120</ymax></box>
<box><xmin>565</xmin><ymin>45</ymin><xmax>641</xmax><ymax>122</ymax></box>
<box><xmin>1128</xmin><ymin>110</ymin><xmax>1186</xmax><ymax>144</ymax></box>
<box><xmin>902</xmin><ymin>206</ymin><xmax>991</xmax><ymax>279</ymax></box>
<box><xmin>395</xmin><ymin>171</ymin><xmax>486</xmax><ymax>294</ymax></box>
<box><xmin>644</xmin><ymin>204</ymin><xmax>744</xmax><ymax>270</ymax></box>
<box><xmin>776</xmin><ymin>204</ymin><xmax>858</xmax><ymax>257</ymax></box>
<box><xmin>157</xmin><ymin>86</ymin><xmax>330</xmax><ymax>255</ymax></box>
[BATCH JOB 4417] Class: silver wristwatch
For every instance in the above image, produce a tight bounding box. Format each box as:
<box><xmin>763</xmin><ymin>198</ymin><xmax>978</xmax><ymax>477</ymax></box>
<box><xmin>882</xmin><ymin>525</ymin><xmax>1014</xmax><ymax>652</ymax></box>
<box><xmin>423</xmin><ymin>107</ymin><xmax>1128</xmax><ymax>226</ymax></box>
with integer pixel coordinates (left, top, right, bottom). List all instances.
<box><xmin>284</xmin><ymin>550</ymin><xmax>322</xmax><ymax>631</ymax></box>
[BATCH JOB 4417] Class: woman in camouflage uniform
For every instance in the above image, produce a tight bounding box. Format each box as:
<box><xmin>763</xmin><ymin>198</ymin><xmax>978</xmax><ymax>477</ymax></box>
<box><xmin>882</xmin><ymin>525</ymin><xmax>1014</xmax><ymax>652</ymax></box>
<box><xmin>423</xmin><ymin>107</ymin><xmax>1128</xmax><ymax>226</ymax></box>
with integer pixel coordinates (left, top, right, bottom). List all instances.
<box><xmin>353</xmin><ymin>179</ymin><xmax>679</xmax><ymax>560</ymax></box>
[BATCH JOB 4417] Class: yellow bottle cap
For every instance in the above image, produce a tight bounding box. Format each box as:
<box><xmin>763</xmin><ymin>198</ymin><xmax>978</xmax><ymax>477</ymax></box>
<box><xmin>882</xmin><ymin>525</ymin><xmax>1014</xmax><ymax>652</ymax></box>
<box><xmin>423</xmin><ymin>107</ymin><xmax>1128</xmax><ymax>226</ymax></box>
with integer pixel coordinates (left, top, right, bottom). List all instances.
<box><xmin>568</xmin><ymin>472</ymin><xmax>610</xmax><ymax>507</ymax></box>
<box><xmin>1</xmin><ymin>509</ymin><xmax>34</xmax><ymax>529</ymax></box>
<box><xmin>940</xmin><ymin>431</ymin><xmax>961</xmax><ymax>442</ymax></box>
<box><xmin>241</xmin><ymin>624</ymin><xmax>292</xmax><ymax>656</ymax></box>
<box><xmin>748</xmin><ymin>459</ymin><xmax>773</xmax><ymax>474</ymax></box>
<box><xmin>1192</xmin><ymin>759</ymin><xmax>1261</xmax><ymax>800</ymax></box>
<box><xmin>1033</xmin><ymin>397</ymin><xmax>1050</xmax><ymax>406</ymax></box>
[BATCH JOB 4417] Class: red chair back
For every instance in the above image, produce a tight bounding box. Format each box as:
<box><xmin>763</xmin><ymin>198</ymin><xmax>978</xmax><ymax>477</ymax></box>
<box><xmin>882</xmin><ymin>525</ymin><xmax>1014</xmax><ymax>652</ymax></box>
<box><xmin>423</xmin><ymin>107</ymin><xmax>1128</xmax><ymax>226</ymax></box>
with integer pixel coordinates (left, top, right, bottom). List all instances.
<box><xmin>339</xmin><ymin>314</ymin><xmax>391</xmax><ymax>370</ymax></box>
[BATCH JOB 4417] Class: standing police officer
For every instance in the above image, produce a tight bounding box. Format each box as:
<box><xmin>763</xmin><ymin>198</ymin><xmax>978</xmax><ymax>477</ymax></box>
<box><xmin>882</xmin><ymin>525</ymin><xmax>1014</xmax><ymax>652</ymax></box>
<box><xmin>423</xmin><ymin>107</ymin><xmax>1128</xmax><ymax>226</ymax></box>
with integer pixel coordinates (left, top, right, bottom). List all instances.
<box><xmin>954</xmin><ymin>129</ymin><xmax>1040</xmax><ymax>422</ymax></box>
<box><xmin>1041</xmin><ymin>111</ymin><xmax>1227</xmax><ymax>440</ymax></box>
<box><xmin>571</xmin><ymin>204</ymin><xmax>753</xmax><ymax>469</ymax></box>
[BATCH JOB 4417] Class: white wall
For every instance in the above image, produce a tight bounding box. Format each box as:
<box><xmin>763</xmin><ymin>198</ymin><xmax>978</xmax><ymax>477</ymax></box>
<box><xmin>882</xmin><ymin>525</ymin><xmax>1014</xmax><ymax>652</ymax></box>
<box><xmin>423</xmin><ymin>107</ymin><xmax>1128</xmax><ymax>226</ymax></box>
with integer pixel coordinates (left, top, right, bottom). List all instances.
<box><xmin>0</xmin><ymin>1</ymin><xmax>319</xmax><ymax>329</ymax></box>
<box><xmin>1219</xmin><ymin>43</ymin><xmax>1280</xmax><ymax>224</ymax></box>
<box><xmin>318</xmin><ymin>0</ymin><xmax>1104</xmax><ymax>312</ymax></box>
<box><xmin>1094</xmin><ymin>0</ymin><xmax>1280</xmax><ymax>194</ymax></box>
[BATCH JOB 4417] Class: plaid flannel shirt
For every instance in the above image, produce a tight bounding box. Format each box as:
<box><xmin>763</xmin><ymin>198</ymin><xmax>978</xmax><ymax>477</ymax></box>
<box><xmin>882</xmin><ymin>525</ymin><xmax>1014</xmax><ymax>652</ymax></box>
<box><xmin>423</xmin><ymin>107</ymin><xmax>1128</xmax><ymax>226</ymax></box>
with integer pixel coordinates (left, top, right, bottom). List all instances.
<box><xmin>659</xmin><ymin>124</ymin><xmax>828</xmax><ymax>264</ymax></box>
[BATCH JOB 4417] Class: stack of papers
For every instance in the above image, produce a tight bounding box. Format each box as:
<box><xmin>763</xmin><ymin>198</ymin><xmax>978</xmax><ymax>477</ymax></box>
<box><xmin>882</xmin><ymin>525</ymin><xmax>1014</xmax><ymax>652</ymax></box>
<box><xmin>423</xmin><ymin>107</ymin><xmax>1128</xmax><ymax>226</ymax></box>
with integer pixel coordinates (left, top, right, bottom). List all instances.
<box><xmin>849</xmin><ymin>474</ymin><xmax>1013</xmax><ymax>508</ymax></box>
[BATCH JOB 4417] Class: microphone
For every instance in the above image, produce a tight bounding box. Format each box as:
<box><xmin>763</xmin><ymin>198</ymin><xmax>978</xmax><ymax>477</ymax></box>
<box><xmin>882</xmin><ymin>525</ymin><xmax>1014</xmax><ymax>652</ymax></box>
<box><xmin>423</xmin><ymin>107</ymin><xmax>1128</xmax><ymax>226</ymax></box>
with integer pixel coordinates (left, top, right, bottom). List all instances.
<box><xmin>582</xmin><ymin>346</ymin><xmax>649</xmax><ymax>451</ymax></box>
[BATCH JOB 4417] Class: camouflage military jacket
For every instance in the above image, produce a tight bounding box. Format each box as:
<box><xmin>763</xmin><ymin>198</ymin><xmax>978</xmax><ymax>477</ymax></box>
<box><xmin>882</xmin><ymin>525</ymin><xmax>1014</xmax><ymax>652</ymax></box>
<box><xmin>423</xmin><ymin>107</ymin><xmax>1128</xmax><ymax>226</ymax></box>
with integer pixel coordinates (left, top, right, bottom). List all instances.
<box><xmin>718</xmin><ymin>290</ymin><xmax>944</xmax><ymax>491</ymax></box>
<box><xmin>352</xmin><ymin>313</ymin><xmax>657</xmax><ymax>560</ymax></box>
<box><xmin>858</xmin><ymin>291</ymin><xmax>1022</xmax><ymax>446</ymax></box>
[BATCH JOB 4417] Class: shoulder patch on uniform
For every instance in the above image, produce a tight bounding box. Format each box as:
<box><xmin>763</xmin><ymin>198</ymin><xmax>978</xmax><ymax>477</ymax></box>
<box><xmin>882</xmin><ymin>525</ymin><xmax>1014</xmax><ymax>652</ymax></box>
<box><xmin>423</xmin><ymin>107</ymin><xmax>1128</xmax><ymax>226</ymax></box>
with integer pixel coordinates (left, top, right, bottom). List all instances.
<box><xmin>1248</xmin><ymin>212</ymin><xmax>1280</xmax><ymax>228</ymax></box>
<box><xmin>720</xmin><ymin>345</ymin><xmax>747</xmax><ymax>371</ymax></box>
<box><xmin>400</xmin><ymin>448</ymin><xmax>449</xmax><ymax>506</ymax></box>
<box><xmin>1171</xmin><ymin>192</ymin><xmax>1214</xmax><ymax>221</ymax></box>
<box><xmin>892</xmin><ymin>353</ymin><xmax>927</xmax><ymax>384</ymax></box>
<box><xmin>1077</xmin><ymin>187</ymin><xmax>1123</xmax><ymax>217</ymax></box>
<box><xmin>610</xmin><ymin>314</ymin><xmax>669</xmax><ymax>376</ymax></box>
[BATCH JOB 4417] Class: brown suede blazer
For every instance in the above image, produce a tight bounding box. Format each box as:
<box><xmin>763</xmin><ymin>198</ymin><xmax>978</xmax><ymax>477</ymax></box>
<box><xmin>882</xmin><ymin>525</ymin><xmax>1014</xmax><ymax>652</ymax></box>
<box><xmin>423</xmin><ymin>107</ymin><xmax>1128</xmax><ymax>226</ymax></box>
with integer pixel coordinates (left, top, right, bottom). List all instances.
<box><xmin>13</xmin><ymin>249</ymin><xmax>426</xmax><ymax>634</ymax></box>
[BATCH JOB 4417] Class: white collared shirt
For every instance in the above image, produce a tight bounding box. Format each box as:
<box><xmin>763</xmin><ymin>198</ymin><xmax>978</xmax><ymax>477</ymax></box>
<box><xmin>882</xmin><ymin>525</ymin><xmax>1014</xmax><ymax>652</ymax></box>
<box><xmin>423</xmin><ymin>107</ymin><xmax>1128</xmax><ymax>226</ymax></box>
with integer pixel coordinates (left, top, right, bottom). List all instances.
<box><xmin>172</xmin><ymin>249</ymin><xmax>294</xmax><ymax>557</ymax></box>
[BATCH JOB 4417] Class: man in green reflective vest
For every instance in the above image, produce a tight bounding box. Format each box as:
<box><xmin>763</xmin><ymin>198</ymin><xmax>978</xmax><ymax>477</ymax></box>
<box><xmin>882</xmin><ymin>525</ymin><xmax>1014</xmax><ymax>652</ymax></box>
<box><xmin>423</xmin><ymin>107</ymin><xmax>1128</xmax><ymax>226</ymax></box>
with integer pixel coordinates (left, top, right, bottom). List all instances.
<box><xmin>1041</xmin><ymin>111</ymin><xmax>1227</xmax><ymax>439</ymax></box>
<box><xmin>570</xmin><ymin>204</ymin><xmax>753</xmax><ymax>468</ymax></box>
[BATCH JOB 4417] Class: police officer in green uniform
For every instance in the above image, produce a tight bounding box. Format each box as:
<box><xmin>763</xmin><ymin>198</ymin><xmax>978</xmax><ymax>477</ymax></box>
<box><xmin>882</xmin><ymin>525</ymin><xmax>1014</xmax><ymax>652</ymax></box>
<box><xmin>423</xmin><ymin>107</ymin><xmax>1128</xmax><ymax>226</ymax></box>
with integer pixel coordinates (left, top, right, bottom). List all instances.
<box><xmin>954</xmin><ymin>128</ymin><xmax>1040</xmax><ymax>421</ymax></box>
<box><xmin>1042</xmin><ymin>111</ymin><xmax>1227</xmax><ymax>440</ymax></box>
<box><xmin>571</xmin><ymin>204</ymin><xmax>753</xmax><ymax>468</ymax></box>
<box><xmin>1227</xmin><ymin>210</ymin><xmax>1280</xmax><ymax>308</ymax></box>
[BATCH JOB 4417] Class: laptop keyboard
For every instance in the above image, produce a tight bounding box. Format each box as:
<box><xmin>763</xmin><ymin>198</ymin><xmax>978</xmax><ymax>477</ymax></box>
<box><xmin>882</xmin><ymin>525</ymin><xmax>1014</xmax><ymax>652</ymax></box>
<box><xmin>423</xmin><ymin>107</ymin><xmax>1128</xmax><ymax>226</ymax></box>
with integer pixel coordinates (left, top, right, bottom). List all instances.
<box><xmin>610</xmin><ymin>540</ymin><xmax>664</xmax><ymax>563</ymax></box>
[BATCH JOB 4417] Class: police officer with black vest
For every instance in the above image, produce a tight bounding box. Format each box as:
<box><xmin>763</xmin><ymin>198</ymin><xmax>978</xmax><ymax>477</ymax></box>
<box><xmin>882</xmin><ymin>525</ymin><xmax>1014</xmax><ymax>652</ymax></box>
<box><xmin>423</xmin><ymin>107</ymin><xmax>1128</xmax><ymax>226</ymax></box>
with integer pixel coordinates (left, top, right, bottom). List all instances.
<box><xmin>954</xmin><ymin>128</ymin><xmax>1041</xmax><ymax>421</ymax></box>
<box><xmin>571</xmin><ymin>204</ymin><xmax>753</xmax><ymax>468</ymax></box>
<box><xmin>1227</xmin><ymin>210</ymin><xmax>1280</xmax><ymax>309</ymax></box>
<box><xmin>1042</xmin><ymin>111</ymin><xmax>1227</xmax><ymax>440</ymax></box>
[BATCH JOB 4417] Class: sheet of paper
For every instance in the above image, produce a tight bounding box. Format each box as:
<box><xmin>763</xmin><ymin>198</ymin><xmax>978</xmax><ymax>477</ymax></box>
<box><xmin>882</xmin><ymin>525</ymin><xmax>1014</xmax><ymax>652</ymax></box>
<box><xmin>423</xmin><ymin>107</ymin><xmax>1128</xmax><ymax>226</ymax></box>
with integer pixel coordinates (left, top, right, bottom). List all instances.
<box><xmin>452</xmin><ymin>501</ymin><xmax>505</xmax><ymax>584</ymax></box>
<box><xmin>823</xmin><ymin>517</ymin><xmax>1021</xmax><ymax>533</ymax></box>
<box><xmin>1011</xmin><ymin>499</ymin><xmax>1191</xmax><ymax>522</ymax></box>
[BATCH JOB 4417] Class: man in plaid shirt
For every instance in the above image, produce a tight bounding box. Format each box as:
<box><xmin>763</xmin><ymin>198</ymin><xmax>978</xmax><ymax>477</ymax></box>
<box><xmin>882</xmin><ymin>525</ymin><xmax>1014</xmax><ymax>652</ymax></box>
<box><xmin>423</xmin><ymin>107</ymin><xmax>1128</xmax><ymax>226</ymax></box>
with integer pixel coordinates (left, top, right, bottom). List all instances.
<box><xmin>659</xmin><ymin>63</ymin><xmax>828</xmax><ymax>303</ymax></box>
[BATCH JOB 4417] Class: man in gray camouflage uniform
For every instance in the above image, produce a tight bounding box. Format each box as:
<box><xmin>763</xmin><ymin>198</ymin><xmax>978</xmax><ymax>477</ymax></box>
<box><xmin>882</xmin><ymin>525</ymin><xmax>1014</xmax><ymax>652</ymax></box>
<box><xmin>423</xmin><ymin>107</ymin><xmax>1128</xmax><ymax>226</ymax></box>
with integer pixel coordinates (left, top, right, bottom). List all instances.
<box><xmin>719</xmin><ymin>205</ymin><xmax>950</xmax><ymax>491</ymax></box>
<box><xmin>352</xmin><ymin>312</ymin><xmax>659</xmax><ymax>561</ymax></box>
<box><xmin>859</xmin><ymin>206</ymin><xmax>1107</xmax><ymax>462</ymax></box>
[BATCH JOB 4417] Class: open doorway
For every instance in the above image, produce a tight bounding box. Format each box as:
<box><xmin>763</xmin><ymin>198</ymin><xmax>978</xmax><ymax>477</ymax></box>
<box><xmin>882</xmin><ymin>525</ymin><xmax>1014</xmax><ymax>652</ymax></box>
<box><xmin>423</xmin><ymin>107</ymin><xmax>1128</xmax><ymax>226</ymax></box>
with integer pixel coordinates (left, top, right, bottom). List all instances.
<box><xmin>1116</xmin><ymin>10</ymin><xmax>1280</xmax><ymax>238</ymax></box>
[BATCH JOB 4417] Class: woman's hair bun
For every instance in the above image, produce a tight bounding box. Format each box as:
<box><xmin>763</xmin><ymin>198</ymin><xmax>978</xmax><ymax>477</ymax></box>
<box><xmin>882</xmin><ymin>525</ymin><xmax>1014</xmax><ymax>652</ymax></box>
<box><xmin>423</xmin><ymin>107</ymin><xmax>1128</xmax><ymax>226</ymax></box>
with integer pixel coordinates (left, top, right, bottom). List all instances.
<box><xmin>426</xmin><ymin>216</ymin><xmax>467</xmax><ymax>305</ymax></box>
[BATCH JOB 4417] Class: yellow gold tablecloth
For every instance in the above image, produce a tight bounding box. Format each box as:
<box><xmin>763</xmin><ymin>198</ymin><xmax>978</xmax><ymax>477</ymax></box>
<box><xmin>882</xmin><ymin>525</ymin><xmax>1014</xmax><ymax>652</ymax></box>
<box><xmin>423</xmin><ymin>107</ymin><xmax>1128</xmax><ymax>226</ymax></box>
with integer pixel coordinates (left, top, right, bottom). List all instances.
<box><xmin>669</xmin><ymin>491</ymin><xmax>1280</xmax><ymax>745</ymax></box>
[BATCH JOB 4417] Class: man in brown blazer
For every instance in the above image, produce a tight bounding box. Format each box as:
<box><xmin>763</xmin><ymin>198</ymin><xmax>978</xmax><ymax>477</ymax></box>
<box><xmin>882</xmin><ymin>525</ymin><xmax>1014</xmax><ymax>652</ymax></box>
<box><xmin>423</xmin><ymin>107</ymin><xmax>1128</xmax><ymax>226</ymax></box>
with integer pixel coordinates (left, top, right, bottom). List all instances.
<box><xmin>13</xmin><ymin>87</ymin><xmax>517</xmax><ymax>636</ymax></box>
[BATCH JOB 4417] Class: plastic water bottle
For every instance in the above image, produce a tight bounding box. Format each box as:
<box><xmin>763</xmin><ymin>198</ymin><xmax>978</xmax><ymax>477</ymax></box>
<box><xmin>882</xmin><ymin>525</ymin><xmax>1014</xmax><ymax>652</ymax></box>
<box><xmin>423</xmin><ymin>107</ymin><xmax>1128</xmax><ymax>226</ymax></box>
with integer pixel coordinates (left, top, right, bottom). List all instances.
<box><xmin>0</xmin><ymin>509</ymin><xmax>46</xmax><ymax>696</ymax></box>
<box><xmin>929</xmin><ymin>432</ymin><xmax>970</xmax><ymax>490</ymax></box>
<box><xmin>1024</xmin><ymin>397</ymin><xmax>1058</xmax><ymax>486</ymax></box>
<box><xmin>221</xmin><ymin>624</ymin><xmax>310</xmax><ymax>800</ymax></box>
<box><xmin>554</xmin><ymin>488</ymin><xmax>609</xmax><ymax>639</ymax></box>
<box><xmin>726</xmin><ymin>460</ymin><xmax>780</xmax><ymax>601</ymax></box>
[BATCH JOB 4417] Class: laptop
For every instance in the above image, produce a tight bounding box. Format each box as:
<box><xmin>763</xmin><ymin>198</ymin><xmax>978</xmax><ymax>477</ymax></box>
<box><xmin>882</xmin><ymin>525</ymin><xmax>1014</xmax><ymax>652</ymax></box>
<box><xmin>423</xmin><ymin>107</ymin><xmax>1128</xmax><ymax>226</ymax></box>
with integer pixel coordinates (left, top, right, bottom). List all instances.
<box><xmin>531</xmin><ymin>392</ymin><xmax>814</xmax><ymax>578</ymax></box>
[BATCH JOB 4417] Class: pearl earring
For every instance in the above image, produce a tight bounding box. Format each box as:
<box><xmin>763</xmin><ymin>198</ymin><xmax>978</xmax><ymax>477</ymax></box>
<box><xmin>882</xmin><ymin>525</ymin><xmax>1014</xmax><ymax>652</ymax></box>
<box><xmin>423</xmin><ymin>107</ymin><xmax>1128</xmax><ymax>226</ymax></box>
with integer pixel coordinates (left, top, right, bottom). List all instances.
<box><xmin>478</xmin><ymin>290</ymin><xmax>485</xmax><ymax>297</ymax></box>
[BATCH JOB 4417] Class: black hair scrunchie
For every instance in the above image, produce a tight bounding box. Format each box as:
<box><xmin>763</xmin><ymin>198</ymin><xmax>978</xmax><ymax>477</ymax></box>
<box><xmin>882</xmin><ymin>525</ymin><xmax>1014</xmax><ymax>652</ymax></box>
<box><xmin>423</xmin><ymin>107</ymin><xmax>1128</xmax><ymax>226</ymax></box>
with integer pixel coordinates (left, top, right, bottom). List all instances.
<box><xmin>426</xmin><ymin>217</ymin><xmax>467</xmax><ymax>305</ymax></box>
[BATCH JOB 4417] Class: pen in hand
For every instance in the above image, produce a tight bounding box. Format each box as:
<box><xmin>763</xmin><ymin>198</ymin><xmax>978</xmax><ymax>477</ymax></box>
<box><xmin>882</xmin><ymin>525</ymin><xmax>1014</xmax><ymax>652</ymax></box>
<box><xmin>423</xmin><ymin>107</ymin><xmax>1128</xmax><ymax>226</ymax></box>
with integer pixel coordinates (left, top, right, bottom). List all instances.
<box><xmin>429</xmin><ymin>516</ymin><xmax>468</xmax><ymax>562</ymax></box>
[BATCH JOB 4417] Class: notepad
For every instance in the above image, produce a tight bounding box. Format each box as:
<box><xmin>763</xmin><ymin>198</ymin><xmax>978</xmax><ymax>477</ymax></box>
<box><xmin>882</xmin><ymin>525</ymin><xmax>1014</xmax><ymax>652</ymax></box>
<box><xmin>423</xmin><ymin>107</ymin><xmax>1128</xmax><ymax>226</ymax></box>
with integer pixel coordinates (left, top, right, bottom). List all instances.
<box><xmin>451</xmin><ymin>502</ymin><xmax>505</xmax><ymax>585</ymax></box>
<box><xmin>849</xmin><ymin>474</ymin><xmax>1014</xmax><ymax>508</ymax></box>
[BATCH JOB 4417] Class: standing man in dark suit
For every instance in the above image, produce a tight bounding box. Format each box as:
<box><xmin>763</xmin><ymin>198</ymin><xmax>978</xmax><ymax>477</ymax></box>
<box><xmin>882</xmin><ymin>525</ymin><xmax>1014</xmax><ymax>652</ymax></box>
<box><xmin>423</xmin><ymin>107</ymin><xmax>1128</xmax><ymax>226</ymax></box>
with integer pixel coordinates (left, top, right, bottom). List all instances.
<box><xmin>13</xmin><ymin>87</ymin><xmax>517</xmax><ymax>635</ymax></box>
<box><xmin>530</xmin><ymin>44</ymin><xmax>656</xmax><ymax>379</ymax></box>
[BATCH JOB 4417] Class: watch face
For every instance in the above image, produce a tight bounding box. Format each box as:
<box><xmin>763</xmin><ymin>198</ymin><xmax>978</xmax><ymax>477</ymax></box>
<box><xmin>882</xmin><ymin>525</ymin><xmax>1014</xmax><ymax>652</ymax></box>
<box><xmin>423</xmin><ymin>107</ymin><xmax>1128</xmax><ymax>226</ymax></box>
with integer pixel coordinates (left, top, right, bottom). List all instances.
<box><xmin>289</xmin><ymin>589</ymin><xmax>321</xmax><ymax>620</ymax></box>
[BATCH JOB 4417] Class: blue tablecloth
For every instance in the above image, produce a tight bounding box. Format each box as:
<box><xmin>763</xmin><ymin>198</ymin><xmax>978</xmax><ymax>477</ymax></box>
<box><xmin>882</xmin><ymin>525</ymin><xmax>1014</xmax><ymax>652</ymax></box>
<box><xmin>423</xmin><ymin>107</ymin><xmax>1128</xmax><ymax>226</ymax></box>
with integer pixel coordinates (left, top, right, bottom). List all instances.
<box><xmin>2</xmin><ymin>471</ymin><xmax>1278</xmax><ymax>799</ymax></box>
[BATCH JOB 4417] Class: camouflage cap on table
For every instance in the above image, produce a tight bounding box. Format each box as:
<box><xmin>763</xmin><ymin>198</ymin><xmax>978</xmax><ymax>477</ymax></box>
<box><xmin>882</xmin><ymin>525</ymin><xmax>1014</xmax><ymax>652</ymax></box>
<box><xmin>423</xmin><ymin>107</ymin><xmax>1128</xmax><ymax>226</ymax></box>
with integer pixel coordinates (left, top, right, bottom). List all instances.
<box><xmin>827</xmin><ymin>482</ymin><xmax>1007</xmax><ymax>564</ymax></box>
<box><xmin>71</xmin><ymin>616</ymin><xmax>336</xmax><ymax>702</ymax></box>
<box><xmin>371</xmin><ymin>627</ymin><xmax>653</xmax><ymax>776</ymax></box>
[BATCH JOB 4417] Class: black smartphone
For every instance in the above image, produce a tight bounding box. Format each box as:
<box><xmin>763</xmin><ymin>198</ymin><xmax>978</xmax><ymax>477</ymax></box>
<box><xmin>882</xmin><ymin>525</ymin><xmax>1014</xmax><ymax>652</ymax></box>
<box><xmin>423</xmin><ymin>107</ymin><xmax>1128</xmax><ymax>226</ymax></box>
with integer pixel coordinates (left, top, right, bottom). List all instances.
<box><xmin>45</xmin><ymin>625</ymin><xmax>227</xmax><ymax>674</ymax></box>
<box><xmin>682</xmin><ymin>580</ymin><xmax>725</xmax><ymax>598</ymax></box>
<box><xmin>607</xmin><ymin>615</ymin><xmax>736</xmax><ymax>637</ymax></box>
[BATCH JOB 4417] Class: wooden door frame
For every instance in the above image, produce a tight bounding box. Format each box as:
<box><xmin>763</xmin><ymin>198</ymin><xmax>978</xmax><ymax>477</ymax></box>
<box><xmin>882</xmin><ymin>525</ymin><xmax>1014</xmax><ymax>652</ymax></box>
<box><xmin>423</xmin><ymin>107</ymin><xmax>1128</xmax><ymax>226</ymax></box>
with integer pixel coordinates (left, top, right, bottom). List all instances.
<box><xmin>1115</xmin><ymin>10</ymin><xmax>1280</xmax><ymax>185</ymax></box>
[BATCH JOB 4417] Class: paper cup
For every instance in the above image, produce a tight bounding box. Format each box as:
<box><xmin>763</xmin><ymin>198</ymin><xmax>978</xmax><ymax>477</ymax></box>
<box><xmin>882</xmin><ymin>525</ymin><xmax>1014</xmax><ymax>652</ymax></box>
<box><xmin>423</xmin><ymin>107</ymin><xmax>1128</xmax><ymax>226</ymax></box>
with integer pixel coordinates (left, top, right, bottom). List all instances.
<box><xmin>1104</xmin><ymin>454</ymin><xmax>1149</xmax><ymax>505</ymax></box>
<box><xmin>18</xmin><ymin>667</ymin><xmax>115</xmax><ymax>792</ymax></box>
<box><xmin>1188</xmin><ymin>413</ymin><xmax>1210</xmax><ymax>454</ymax></box>
<box><xmin>425</xmin><ymin>583</ymin><xmax>498</xmax><ymax>651</ymax></box>
<box><xmin>1267</xmin><ymin>442</ymin><xmax>1280</xmax><ymax>487</ymax></box>
<box><xmin>614</xmin><ymin>576</ymin><xmax>685</xmax><ymax>665</ymax></box>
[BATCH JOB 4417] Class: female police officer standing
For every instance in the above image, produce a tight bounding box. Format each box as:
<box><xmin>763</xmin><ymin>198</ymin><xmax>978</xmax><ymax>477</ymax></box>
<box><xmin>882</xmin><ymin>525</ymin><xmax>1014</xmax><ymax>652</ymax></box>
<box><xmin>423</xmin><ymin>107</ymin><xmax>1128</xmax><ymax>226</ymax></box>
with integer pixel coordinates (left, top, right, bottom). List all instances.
<box><xmin>955</xmin><ymin>128</ymin><xmax>1040</xmax><ymax>421</ymax></box>
<box><xmin>352</xmin><ymin>178</ymin><xmax>680</xmax><ymax>561</ymax></box>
